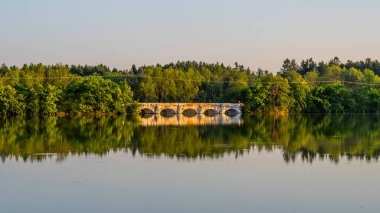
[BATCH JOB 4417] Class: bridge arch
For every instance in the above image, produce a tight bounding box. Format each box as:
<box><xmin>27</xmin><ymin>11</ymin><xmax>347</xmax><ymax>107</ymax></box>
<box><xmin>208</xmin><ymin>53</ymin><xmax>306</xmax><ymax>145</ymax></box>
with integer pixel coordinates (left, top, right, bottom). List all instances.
<box><xmin>160</xmin><ymin>108</ymin><xmax>177</xmax><ymax>116</ymax></box>
<box><xmin>204</xmin><ymin>109</ymin><xmax>219</xmax><ymax>116</ymax></box>
<box><xmin>182</xmin><ymin>108</ymin><xmax>198</xmax><ymax>117</ymax></box>
<box><xmin>141</xmin><ymin>108</ymin><xmax>155</xmax><ymax>114</ymax></box>
<box><xmin>224</xmin><ymin>108</ymin><xmax>240</xmax><ymax>117</ymax></box>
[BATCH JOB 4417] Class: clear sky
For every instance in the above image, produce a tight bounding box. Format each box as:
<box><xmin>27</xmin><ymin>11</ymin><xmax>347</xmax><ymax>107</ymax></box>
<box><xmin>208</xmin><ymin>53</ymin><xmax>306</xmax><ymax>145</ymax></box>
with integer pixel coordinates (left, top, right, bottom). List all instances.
<box><xmin>1</xmin><ymin>0</ymin><xmax>380</xmax><ymax>71</ymax></box>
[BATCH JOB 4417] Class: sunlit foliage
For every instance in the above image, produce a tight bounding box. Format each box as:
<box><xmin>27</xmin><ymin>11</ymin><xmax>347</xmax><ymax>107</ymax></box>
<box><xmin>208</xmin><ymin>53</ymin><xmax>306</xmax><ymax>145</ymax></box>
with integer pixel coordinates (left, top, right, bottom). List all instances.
<box><xmin>1</xmin><ymin>57</ymin><xmax>380</xmax><ymax>115</ymax></box>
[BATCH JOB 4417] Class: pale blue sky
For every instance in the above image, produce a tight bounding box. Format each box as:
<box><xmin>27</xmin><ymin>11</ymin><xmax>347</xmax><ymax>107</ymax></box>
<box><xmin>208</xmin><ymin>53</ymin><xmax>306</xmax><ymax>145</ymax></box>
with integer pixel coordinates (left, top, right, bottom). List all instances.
<box><xmin>1</xmin><ymin>0</ymin><xmax>380</xmax><ymax>71</ymax></box>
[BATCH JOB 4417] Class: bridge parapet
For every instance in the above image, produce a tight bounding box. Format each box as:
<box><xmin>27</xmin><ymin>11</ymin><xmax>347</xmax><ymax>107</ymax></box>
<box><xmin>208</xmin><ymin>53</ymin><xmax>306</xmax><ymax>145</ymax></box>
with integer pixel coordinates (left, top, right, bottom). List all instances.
<box><xmin>140</xmin><ymin>103</ymin><xmax>243</xmax><ymax>115</ymax></box>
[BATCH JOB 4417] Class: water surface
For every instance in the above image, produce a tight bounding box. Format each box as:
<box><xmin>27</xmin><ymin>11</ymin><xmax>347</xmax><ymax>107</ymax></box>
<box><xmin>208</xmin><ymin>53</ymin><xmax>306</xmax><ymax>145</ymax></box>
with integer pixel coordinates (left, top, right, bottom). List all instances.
<box><xmin>1</xmin><ymin>114</ymin><xmax>380</xmax><ymax>212</ymax></box>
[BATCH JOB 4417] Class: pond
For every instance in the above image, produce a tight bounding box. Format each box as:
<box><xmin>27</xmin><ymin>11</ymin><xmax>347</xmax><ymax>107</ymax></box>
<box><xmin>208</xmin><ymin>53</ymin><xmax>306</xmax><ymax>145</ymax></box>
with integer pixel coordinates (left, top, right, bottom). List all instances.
<box><xmin>1</xmin><ymin>114</ymin><xmax>380</xmax><ymax>212</ymax></box>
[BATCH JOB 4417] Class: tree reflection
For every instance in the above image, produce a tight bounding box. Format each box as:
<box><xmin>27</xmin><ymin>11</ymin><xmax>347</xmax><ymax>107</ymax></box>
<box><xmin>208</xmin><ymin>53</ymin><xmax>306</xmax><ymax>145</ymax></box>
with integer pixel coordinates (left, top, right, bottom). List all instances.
<box><xmin>245</xmin><ymin>115</ymin><xmax>380</xmax><ymax>163</ymax></box>
<box><xmin>0</xmin><ymin>115</ymin><xmax>380</xmax><ymax>163</ymax></box>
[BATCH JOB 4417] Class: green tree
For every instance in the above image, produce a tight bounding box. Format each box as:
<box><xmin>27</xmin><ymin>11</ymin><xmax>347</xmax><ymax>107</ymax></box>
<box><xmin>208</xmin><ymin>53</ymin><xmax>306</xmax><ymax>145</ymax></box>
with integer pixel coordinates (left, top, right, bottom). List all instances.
<box><xmin>62</xmin><ymin>77</ymin><xmax>129</xmax><ymax>114</ymax></box>
<box><xmin>286</xmin><ymin>70</ymin><xmax>309</xmax><ymax>112</ymax></box>
<box><xmin>119</xmin><ymin>81</ymin><xmax>138</xmax><ymax>113</ymax></box>
<box><xmin>39</xmin><ymin>85</ymin><xmax>61</xmax><ymax>115</ymax></box>
<box><xmin>0</xmin><ymin>84</ymin><xmax>25</xmax><ymax>116</ymax></box>
<box><xmin>241</xmin><ymin>82</ymin><xmax>269</xmax><ymax>113</ymax></box>
<box><xmin>299</xmin><ymin>58</ymin><xmax>317</xmax><ymax>75</ymax></box>
<box><xmin>267</xmin><ymin>75</ymin><xmax>292</xmax><ymax>113</ymax></box>
<box><xmin>279</xmin><ymin>59</ymin><xmax>299</xmax><ymax>77</ymax></box>
<box><xmin>363</xmin><ymin>69</ymin><xmax>379</xmax><ymax>85</ymax></box>
<box><xmin>304</xmin><ymin>71</ymin><xmax>319</xmax><ymax>86</ymax></box>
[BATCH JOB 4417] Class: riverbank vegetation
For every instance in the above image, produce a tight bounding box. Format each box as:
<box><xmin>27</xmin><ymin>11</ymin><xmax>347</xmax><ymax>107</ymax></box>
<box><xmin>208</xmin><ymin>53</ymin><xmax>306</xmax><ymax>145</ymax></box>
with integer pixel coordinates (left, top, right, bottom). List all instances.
<box><xmin>0</xmin><ymin>57</ymin><xmax>380</xmax><ymax>116</ymax></box>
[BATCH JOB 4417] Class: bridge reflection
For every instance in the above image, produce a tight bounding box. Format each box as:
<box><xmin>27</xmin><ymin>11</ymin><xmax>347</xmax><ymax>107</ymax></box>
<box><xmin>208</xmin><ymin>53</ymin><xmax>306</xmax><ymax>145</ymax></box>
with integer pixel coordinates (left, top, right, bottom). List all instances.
<box><xmin>140</xmin><ymin>114</ymin><xmax>243</xmax><ymax>126</ymax></box>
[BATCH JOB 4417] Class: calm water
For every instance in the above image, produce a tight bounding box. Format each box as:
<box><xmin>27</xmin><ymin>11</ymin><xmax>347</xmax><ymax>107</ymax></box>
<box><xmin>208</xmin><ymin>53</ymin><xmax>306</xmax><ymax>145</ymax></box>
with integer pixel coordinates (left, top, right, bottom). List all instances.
<box><xmin>1</xmin><ymin>114</ymin><xmax>380</xmax><ymax>213</ymax></box>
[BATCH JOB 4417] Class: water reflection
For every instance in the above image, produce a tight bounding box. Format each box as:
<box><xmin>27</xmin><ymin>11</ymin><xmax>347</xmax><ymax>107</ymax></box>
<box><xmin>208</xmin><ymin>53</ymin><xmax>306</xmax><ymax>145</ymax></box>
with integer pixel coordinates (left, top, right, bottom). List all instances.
<box><xmin>1</xmin><ymin>115</ymin><xmax>380</xmax><ymax>163</ymax></box>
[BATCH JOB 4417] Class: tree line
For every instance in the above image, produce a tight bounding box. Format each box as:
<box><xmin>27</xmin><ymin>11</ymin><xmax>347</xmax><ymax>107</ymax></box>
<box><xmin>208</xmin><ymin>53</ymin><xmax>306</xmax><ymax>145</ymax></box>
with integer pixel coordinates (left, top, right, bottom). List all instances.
<box><xmin>0</xmin><ymin>64</ymin><xmax>137</xmax><ymax>116</ymax></box>
<box><xmin>0</xmin><ymin>57</ymin><xmax>380</xmax><ymax>116</ymax></box>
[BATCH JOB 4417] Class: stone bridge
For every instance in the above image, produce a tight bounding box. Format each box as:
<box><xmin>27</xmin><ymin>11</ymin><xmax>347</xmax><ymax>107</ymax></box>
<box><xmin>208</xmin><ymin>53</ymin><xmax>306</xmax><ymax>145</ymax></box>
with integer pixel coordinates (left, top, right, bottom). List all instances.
<box><xmin>140</xmin><ymin>103</ymin><xmax>243</xmax><ymax>115</ymax></box>
<box><xmin>140</xmin><ymin>114</ymin><xmax>243</xmax><ymax>126</ymax></box>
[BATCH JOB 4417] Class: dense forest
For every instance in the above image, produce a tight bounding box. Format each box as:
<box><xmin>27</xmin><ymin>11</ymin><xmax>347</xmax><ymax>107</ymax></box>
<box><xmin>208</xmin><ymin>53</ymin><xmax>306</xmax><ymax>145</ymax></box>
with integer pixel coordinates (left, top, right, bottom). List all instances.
<box><xmin>1</xmin><ymin>57</ymin><xmax>380</xmax><ymax>116</ymax></box>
